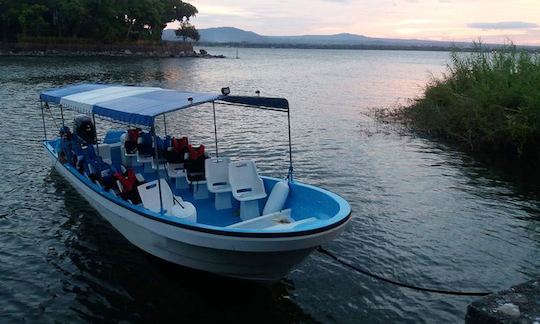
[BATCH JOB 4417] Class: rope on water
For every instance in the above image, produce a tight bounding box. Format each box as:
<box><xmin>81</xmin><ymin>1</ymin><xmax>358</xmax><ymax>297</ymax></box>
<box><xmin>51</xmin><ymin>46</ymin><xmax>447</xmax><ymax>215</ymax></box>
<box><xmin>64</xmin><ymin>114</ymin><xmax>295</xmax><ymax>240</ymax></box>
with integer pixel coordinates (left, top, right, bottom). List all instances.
<box><xmin>316</xmin><ymin>246</ymin><xmax>492</xmax><ymax>296</ymax></box>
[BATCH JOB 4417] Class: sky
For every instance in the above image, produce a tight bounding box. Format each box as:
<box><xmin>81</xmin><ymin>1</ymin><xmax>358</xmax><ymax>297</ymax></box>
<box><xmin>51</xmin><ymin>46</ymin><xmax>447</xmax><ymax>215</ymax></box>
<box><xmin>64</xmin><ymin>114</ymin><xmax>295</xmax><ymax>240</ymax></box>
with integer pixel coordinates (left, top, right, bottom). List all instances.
<box><xmin>181</xmin><ymin>0</ymin><xmax>540</xmax><ymax>45</ymax></box>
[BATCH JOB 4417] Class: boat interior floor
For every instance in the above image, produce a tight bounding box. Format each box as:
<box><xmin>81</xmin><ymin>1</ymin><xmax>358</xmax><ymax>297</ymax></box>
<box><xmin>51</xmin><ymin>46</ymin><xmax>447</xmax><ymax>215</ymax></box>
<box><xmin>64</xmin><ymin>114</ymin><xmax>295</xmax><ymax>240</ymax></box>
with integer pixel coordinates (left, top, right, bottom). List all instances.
<box><xmin>126</xmin><ymin>165</ymin><xmax>245</xmax><ymax>227</ymax></box>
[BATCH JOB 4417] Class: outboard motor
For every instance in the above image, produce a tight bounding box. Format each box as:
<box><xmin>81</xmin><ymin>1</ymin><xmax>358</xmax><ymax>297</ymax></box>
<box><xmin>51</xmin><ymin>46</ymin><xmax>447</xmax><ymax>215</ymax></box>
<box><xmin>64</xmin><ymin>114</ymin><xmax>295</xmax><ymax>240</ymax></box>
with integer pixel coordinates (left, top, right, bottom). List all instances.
<box><xmin>73</xmin><ymin>115</ymin><xmax>96</xmax><ymax>145</ymax></box>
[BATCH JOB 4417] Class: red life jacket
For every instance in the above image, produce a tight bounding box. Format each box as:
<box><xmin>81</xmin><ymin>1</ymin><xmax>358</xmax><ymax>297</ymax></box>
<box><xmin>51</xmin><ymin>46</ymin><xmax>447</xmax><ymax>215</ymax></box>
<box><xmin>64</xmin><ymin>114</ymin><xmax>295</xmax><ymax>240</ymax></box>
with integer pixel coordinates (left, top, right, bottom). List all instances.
<box><xmin>188</xmin><ymin>144</ymin><xmax>205</xmax><ymax>160</ymax></box>
<box><xmin>127</xmin><ymin>129</ymin><xmax>139</xmax><ymax>142</ymax></box>
<box><xmin>172</xmin><ymin>137</ymin><xmax>188</xmax><ymax>153</ymax></box>
<box><xmin>114</xmin><ymin>168</ymin><xmax>138</xmax><ymax>193</ymax></box>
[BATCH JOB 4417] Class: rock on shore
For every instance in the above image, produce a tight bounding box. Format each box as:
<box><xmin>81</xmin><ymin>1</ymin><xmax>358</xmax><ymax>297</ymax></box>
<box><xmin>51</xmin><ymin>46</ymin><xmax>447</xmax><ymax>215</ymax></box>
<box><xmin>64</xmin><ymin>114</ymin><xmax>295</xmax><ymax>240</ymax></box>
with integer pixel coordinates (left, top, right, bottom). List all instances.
<box><xmin>465</xmin><ymin>278</ymin><xmax>540</xmax><ymax>324</ymax></box>
<box><xmin>0</xmin><ymin>42</ymin><xmax>225</xmax><ymax>58</ymax></box>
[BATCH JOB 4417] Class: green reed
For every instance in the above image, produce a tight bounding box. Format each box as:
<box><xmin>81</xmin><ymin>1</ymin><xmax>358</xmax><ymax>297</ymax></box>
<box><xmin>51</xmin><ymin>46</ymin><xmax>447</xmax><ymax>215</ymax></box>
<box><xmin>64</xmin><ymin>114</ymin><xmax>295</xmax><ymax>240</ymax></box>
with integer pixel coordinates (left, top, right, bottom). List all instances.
<box><xmin>396</xmin><ymin>44</ymin><xmax>540</xmax><ymax>161</ymax></box>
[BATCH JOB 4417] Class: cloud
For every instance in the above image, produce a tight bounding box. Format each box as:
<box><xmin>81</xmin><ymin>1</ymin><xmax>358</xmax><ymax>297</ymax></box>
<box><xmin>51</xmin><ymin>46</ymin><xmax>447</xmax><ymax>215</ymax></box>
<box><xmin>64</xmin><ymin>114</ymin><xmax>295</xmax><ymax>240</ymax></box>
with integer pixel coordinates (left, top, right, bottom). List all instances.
<box><xmin>468</xmin><ymin>21</ymin><xmax>539</xmax><ymax>30</ymax></box>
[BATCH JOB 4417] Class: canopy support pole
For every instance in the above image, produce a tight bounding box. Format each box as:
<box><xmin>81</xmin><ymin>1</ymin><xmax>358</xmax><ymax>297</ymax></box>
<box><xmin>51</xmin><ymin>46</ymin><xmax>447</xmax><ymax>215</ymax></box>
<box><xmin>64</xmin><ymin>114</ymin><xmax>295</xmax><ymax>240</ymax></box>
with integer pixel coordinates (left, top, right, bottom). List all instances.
<box><xmin>287</xmin><ymin>108</ymin><xmax>294</xmax><ymax>182</ymax></box>
<box><xmin>212</xmin><ymin>101</ymin><xmax>219</xmax><ymax>159</ymax></box>
<box><xmin>163</xmin><ymin>115</ymin><xmax>167</xmax><ymax>135</ymax></box>
<box><xmin>152</xmin><ymin>125</ymin><xmax>164</xmax><ymax>214</ymax></box>
<box><xmin>92</xmin><ymin>113</ymin><xmax>100</xmax><ymax>155</ymax></box>
<box><xmin>40</xmin><ymin>101</ymin><xmax>47</xmax><ymax>141</ymax></box>
<box><xmin>60</xmin><ymin>105</ymin><xmax>65</xmax><ymax>127</ymax></box>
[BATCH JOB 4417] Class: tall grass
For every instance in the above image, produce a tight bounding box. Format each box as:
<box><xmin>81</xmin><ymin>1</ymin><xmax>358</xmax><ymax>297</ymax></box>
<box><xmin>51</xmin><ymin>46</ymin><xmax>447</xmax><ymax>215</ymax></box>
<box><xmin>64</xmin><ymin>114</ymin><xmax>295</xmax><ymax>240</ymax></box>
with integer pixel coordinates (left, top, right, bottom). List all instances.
<box><xmin>396</xmin><ymin>44</ymin><xmax>540</xmax><ymax>161</ymax></box>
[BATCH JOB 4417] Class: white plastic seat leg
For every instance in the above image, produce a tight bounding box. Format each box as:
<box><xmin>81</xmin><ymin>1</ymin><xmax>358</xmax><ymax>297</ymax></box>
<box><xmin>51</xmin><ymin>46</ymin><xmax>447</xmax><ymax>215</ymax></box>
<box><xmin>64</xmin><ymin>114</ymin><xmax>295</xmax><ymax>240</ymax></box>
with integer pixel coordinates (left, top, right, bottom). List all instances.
<box><xmin>191</xmin><ymin>180</ymin><xmax>209</xmax><ymax>200</ymax></box>
<box><xmin>176</xmin><ymin>176</ymin><xmax>189</xmax><ymax>190</ymax></box>
<box><xmin>214</xmin><ymin>192</ymin><xmax>232</xmax><ymax>210</ymax></box>
<box><xmin>137</xmin><ymin>151</ymin><xmax>153</xmax><ymax>173</ymax></box>
<box><xmin>240</xmin><ymin>200</ymin><xmax>260</xmax><ymax>220</ymax></box>
<box><xmin>166</xmin><ymin>163</ymin><xmax>188</xmax><ymax>190</ymax></box>
<box><xmin>124</xmin><ymin>151</ymin><xmax>138</xmax><ymax>167</ymax></box>
<box><xmin>142</xmin><ymin>160</ymin><xmax>153</xmax><ymax>173</ymax></box>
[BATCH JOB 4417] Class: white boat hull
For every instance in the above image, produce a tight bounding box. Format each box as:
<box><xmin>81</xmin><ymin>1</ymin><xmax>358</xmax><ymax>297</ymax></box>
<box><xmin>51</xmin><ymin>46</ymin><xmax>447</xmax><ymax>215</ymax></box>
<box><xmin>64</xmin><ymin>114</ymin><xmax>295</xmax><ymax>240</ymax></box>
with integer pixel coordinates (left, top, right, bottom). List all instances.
<box><xmin>46</xmin><ymin>145</ymin><xmax>348</xmax><ymax>282</ymax></box>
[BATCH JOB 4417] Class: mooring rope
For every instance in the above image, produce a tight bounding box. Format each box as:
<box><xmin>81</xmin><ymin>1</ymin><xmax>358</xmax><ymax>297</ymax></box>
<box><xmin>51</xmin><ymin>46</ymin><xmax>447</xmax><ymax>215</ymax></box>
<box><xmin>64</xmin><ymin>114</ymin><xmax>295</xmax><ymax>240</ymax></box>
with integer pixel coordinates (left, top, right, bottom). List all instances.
<box><xmin>317</xmin><ymin>246</ymin><xmax>492</xmax><ymax>296</ymax></box>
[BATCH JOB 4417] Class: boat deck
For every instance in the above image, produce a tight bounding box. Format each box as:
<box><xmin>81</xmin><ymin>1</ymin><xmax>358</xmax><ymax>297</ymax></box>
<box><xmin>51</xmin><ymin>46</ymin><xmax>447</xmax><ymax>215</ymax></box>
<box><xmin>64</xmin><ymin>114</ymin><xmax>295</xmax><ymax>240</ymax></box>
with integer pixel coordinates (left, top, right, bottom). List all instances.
<box><xmin>136</xmin><ymin>166</ymin><xmax>242</xmax><ymax>227</ymax></box>
<box><xmin>46</xmin><ymin>137</ymin><xmax>348</xmax><ymax>232</ymax></box>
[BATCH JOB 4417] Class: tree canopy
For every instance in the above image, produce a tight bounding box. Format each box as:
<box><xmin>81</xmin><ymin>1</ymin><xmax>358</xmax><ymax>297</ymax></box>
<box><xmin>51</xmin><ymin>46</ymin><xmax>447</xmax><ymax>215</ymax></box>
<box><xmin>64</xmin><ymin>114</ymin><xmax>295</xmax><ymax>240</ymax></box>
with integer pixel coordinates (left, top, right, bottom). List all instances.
<box><xmin>0</xmin><ymin>0</ymin><xmax>199</xmax><ymax>42</ymax></box>
<box><xmin>175</xmin><ymin>22</ymin><xmax>199</xmax><ymax>42</ymax></box>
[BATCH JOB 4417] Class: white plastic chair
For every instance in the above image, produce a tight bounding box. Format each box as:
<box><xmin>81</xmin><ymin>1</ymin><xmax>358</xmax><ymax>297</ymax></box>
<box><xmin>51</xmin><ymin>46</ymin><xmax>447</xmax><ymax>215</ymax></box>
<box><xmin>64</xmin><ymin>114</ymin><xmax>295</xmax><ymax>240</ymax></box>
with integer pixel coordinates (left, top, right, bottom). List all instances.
<box><xmin>121</xmin><ymin>134</ymin><xmax>138</xmax><ymax>167</ymax></box>
<box><xmin>166</xmin><ymin>162</ymin><xmax>188</xmax><ymax>189</ymax></box>
<box><xmin>205</xmin><ymin>158</ymin><xmax>232</xmax><ymax>210</ymax></box>
<box><xmin>137</xmin><ymin>179</ymin><xmax>196</xmax><ymax>222</ymax></box>
<box><xmin>228</xmin><ymin>160</ymin><xmax>267</xmax><ymax>220</ymax></box>
<box><xmin>97</xmin><ymin>144</ymin><xmax>112</xmax><ymax>165</ymax></box>
<box><xmin>137</xmin><ymin>151</ymin><xmax>154</xmax><ymax>173</ymax></box>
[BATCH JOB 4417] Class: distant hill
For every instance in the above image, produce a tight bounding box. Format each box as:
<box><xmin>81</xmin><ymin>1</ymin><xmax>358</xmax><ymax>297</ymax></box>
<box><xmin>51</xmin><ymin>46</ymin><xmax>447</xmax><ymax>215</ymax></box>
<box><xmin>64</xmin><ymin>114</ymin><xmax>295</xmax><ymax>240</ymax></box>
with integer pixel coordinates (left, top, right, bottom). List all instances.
<box><xmin>162</xmin><ymin>26</ymin><xmax>540</xmax><ymax>51</ymax></box>
<box><xmin>162</xmin><ymin>26</ymin><xmax>469</xmax><ymax>49</ymax></box>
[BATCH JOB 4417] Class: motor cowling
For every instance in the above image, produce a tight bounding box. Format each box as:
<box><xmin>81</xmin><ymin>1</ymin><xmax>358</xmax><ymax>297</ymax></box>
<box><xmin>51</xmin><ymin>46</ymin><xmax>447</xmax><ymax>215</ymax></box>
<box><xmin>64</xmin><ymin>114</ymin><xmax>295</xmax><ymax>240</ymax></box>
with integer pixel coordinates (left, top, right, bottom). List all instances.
<box><xmin>73</xmin><ymin>115</ymin><xmax>96</xmax><ymax>144</ymax></box>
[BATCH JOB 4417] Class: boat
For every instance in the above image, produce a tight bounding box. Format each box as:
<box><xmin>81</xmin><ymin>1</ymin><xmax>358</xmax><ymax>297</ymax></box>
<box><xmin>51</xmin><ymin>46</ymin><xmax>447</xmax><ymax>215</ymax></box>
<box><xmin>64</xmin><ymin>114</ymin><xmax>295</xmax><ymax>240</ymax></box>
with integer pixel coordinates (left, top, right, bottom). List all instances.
<box><xmin>39</xmin><ymin>83</ymin><xmax>351</xmax><ymax>282</ymax></box>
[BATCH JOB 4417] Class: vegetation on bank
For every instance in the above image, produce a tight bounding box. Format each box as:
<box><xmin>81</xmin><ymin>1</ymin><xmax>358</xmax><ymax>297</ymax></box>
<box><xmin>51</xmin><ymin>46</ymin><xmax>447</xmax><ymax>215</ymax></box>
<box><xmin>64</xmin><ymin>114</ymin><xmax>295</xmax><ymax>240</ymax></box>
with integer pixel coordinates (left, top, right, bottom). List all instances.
<box><xmin>0</xmin><ymin>0</ymin><xmax>199</xmax><ymax>43</ymax></box>
<box><xmin>388</xmin><ymin>45</ymin><xmax>540</xmax><ymax>162</ymax></box>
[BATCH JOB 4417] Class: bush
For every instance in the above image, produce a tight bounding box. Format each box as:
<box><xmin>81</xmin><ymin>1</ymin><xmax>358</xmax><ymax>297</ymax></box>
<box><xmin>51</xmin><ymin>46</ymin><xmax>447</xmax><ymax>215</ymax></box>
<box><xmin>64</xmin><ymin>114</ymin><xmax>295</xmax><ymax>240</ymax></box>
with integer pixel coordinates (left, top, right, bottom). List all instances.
<box><xmin>395</xmin><ymin>44</ymin><xmax>540</xmax><ymax>161</ymax></box>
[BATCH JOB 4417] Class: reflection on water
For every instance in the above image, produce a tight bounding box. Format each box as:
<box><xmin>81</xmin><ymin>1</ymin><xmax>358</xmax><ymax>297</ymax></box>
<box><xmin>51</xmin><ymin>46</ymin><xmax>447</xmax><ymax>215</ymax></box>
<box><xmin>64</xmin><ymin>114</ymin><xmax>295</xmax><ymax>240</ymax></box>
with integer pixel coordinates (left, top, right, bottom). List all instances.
<box><xmin>1</xmin><ymin>48</ymin><xmax>539</xmax><ymax>323</ymax></box>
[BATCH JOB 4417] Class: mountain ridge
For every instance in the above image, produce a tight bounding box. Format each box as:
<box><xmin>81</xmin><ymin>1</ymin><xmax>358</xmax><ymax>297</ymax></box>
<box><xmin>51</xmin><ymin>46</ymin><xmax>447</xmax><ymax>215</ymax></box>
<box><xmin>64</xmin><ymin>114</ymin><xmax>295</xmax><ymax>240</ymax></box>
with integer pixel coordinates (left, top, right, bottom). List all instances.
<box><xmin>162</xmin><ymin>26</ymin><xmax>540</xmax><ymax>50</ymax></box>
<box><xmin>163</xmin><ymin>26</ymin><xmax>468</xmax><ymax>48</ymax></box>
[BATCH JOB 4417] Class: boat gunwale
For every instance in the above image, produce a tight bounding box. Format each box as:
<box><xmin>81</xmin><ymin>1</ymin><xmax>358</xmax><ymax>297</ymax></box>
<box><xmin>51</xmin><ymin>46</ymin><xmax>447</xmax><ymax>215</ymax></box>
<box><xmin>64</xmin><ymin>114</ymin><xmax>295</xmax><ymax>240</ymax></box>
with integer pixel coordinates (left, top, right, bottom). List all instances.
<box><xmin>44</xmin><ymin>141</ymin><xmax>351</xmax><ymax>239</ymax></box>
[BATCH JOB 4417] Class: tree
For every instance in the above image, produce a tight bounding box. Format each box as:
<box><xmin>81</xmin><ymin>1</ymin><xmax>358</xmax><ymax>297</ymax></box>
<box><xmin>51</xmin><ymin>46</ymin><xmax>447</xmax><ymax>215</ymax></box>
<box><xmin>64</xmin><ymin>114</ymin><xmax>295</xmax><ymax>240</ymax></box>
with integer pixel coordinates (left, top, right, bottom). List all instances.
<box><xmin>162</xmin><ymin>0</ymin><xmax>198</xmax><ymax>26</ymax></box>
<box><xmin>123</xmin><ymin>0</ymin><xmax>165</xmax><ymax>40</ymax></box>
<box><xmin>0</xmin><ymin>0</ymin><xmax>199</xmax><ymax>43</ymax></box>
<box><xmin>57</xmin><ymin>0</ymin><xmax>91</xmax><ymax>38</ymax></box>
<box><xmin>175</xmin><ymin>22</ymin><xmax>199</xmax><ymax>42</ymax></box>
<box><xmin>16</xmin><ymin>3</ymin><xmax>48</xmax><ymax>37</ymax></box>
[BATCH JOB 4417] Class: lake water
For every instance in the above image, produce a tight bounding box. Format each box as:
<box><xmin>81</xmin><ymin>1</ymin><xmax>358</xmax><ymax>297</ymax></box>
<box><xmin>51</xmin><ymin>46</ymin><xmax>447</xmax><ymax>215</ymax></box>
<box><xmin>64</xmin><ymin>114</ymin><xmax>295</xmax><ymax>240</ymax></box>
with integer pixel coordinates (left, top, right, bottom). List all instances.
<box><xmin>1</xmin><ymin>47</ymin><xmax>539</xmax><ymax>323</ymax></box>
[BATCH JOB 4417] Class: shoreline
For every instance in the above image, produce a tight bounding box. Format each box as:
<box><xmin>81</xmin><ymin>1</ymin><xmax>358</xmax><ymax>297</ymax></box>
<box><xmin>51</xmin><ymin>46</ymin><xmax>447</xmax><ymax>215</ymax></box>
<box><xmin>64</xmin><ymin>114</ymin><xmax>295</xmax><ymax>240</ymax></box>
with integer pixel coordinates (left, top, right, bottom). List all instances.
<box><xmin>196</xmin><ymin>42</ymin><xmax>540</xmax><ymax>52</ymax></box>
<box><xmin>0</xmin><ymin>42</ymin><xmax>225</xmax><ymax>58</ymax></box>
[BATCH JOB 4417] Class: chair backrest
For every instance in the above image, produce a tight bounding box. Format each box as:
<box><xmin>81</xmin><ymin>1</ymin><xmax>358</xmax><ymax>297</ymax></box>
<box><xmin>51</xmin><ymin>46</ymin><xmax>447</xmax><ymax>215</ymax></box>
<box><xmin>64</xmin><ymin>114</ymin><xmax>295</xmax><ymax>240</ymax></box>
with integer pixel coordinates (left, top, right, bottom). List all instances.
<box><xmin>137</xmin><ymin>132</ymin><xmax>153</xmax><ymax>156</ymax></box>
<box><xmin>97</xmin><ymin>144</ymin><xmax>112</xmax><ymax>163</ymax></box>
<box><xmin>137</xmin><ymin>179</ymin><xmax>174</xmax><ymax>213</ymax></box>
<box><xmin>205</xmin><ymin>158</ymin><xmax>231</xmax><ymax>192</ymax></box>
<box><xmin>228</xmin><ymin>160</ymin><xmax>265</xmax><ymax>200</ymax></box>
<box><xmin>125</xmin><ymin>129</ymin><xmax>139</xmax><ymax>154</ymax></box>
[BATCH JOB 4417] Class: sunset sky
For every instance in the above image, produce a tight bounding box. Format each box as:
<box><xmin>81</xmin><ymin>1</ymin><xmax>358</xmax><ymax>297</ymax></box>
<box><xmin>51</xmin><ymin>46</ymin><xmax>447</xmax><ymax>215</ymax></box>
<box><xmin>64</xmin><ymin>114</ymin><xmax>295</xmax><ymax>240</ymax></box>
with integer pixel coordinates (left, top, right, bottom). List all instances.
<box><xmin>184</xmin><ymin>0</ymin><xmax>540</xmax><ymax>45</ymax></box>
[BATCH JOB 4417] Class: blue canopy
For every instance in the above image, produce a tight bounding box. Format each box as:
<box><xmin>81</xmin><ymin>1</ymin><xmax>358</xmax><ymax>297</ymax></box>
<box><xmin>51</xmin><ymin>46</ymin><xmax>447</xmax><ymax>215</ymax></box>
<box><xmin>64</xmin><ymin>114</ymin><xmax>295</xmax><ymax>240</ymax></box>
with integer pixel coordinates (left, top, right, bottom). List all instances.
<box><xmin>40</xmin><ymin>84</ymin><xmax>289</xmax><ymax>126</ymax></box>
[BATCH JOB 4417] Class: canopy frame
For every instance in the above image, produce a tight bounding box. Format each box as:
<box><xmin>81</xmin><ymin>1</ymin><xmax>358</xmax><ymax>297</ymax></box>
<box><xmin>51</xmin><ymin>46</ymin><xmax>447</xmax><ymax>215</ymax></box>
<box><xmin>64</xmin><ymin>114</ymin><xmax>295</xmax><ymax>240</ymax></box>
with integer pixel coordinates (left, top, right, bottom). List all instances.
<box><xmin>40</xmin><ymin>84</ymin><xmax>295</xmax><ymax>217</ymax></box>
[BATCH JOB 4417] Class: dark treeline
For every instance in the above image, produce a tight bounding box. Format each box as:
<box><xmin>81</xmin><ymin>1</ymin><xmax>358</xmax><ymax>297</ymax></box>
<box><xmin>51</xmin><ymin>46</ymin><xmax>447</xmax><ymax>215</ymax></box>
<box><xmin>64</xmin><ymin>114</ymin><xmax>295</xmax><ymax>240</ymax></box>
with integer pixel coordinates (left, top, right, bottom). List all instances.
<box><xmin>0</xmin><ymin>0</ymin><xmax>198</xmax><ymax>43</ymax></box>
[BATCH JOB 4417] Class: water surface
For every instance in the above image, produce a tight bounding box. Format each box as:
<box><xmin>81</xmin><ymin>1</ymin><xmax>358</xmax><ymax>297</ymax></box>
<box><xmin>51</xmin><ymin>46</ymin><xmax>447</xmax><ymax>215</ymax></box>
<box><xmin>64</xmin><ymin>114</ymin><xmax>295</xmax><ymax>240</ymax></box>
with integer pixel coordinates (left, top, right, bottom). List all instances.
<box><xmin>1</xmin><ymin>48</ymin><xmax>539</xmax><ymax>323</ymax></box>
